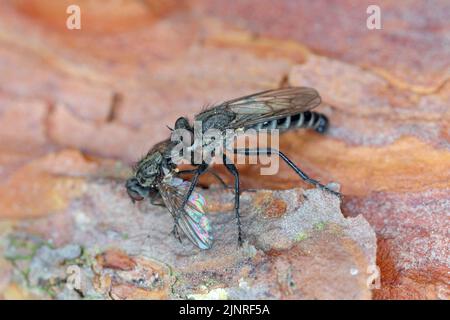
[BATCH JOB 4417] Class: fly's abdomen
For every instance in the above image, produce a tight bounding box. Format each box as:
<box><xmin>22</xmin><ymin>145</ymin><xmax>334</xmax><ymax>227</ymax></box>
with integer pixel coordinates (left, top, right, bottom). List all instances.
<box><xmin>251</xmin><ymin>111</ymin><xmax>329</xmax><ymax>133</ymax></box>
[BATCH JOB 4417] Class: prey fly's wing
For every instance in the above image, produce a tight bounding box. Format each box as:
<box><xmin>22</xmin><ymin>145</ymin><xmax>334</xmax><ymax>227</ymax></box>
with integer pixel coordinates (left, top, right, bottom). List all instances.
<box><xmin>158</xmin><ymin>176</ymin><xmax>213</xmax><ymax>250</ymax></box>
<box><xmin>197</xmin><ymin>87</ymin><xmax>321</xmax><ymax>129</ymax></box>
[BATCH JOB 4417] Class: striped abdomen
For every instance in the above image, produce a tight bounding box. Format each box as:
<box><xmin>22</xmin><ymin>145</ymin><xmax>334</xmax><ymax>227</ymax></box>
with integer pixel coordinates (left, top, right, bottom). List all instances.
<box><xmin>250</xmin><ymin>111</ymin><xmax>329</xmax><ymax>133</ymax></box>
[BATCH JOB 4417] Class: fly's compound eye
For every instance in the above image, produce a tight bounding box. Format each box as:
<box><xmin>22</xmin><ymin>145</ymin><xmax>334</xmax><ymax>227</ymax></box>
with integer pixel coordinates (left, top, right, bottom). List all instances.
<box><xmin>126</xmin><ymin>178</ymin><xmax>148</xmax><ymax>202</ymax></box>
<box><xmin>127</xmin><ymin>188</ymin><xmax>144</xmax><ymax>202</ymax></box>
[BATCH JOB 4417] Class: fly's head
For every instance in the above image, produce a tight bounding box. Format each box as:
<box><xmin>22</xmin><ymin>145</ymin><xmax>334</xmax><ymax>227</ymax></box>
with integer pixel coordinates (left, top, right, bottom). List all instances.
<box><xmin>125</xmin><ymin>177</ymin><xmax>149</xmax><ymax>202</ymax></box>
<box><xmin>126</xmin><ymin>151</ymin><xmax>163</xmax><ymax>202</ymax></box>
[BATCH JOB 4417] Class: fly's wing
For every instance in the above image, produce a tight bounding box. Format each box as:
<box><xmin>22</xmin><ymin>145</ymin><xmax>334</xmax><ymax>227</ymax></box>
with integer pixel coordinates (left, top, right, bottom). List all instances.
<box><xmin>158</xmin><ymin>178</ymin><xmax>213</xmax><ymax>249</ymax></box>
<box><xmin>197</xmin><ymin>87</ymin><xmax>321</xmax><ymax>129</ymax></box>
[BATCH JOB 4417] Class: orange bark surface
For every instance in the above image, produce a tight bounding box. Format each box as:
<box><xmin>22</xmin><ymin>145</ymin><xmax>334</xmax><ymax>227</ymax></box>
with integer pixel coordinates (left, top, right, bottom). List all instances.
<box><xmin>0</xmin><ymin>1</ymin><xmax>448</xmax><ymax>299</ymax></box>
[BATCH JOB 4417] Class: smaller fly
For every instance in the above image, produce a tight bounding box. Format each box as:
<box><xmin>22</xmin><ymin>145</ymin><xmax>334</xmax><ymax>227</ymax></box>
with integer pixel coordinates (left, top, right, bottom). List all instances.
<box><xmin>126</xmin><ymin>168</ymin><xmax>213</xmax><ymax>249</ymax></box>
<box><xmin>126</xmin><ymin>87</ymin><xmax>341</xmax><ymax>250</ymax></box>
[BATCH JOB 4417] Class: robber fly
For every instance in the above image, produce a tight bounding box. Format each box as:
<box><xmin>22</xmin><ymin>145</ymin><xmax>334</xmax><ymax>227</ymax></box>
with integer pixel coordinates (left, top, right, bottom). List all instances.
<box><xmin>126</xmin><ymin>87</ymin><xmax>340</xmax><ymax>250</ymax></box>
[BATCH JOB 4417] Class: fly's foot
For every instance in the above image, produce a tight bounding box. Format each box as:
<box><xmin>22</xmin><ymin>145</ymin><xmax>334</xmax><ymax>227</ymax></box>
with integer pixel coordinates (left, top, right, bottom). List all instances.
<box><xmin>315</xmin><ymin>182</ymin><xmax>342</xmax><ymax>199</ymax></box>
<box><xmin>171</xmin><ymin>225</ymin><xmax>182</xmax><ymax>243</ymax></box>
<box><xmin>237</xmin><ymin>235</ymin><xmax>243</xmax><ymax>248</ymax></box>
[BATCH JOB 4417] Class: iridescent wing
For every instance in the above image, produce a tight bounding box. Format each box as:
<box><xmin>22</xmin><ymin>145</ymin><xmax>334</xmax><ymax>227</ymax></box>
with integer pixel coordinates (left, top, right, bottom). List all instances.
<box><xmin>195</xmin><ymin>87</ymin><xmax>321</xmax><ymax>129</ymax></box>
<box><xmin>158</xmin><ymin>176</ymin><xmax>213</xmax><ymax>250</ymax></box>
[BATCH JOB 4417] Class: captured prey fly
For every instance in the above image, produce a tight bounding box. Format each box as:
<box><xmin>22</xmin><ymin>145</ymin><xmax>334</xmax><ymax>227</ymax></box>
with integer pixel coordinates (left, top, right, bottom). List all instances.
<box><xmin>126</xmin><ymin>87</ymin><xmax>341</xmax><ymax>250</ymax></box>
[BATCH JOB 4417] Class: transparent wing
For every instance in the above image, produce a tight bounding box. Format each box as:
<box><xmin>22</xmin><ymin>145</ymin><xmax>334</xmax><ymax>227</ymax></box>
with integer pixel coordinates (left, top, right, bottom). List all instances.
<box><xmin>196</xmin><ymin>87</ymin><xmax>321</xmax><ymax>129</ymax></box>
<box><xmin>158</xmin><ymin>177</ymin><xmax>213</xmax><ymax>250</ymax></box>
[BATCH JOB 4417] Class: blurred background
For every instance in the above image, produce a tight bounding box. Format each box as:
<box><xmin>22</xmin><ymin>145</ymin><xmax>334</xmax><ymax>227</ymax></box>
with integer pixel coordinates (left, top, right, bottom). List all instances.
<box><xmin>0</xmin><ymin>0</ymin><xmax>448</xmax><ymax>299</ymax></box>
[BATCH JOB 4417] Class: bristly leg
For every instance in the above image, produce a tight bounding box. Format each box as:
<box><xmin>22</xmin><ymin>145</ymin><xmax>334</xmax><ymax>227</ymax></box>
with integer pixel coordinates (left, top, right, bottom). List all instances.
<box><xmin>176</xmin><ymin>163</ymin><xmax>209</xmax><ymax>220</ymax></box>
<box><xmin>176</xmin><ymin>168</ymin><xmax>232</xmax><ymax>190</ymax></box>
<box><xmin>149</xmin><ymin>192</ymin><xmax>165</xmax><ymax>207</ymax></box>
<box><xmin>234</xmin><ymin>148</ymin><xmax>341</xmax><ymax>198</ymax></box>
<box><xmin>222</xmin><ymin>156</ymin><xmax>243</xmax><ymax>247</ymax></box>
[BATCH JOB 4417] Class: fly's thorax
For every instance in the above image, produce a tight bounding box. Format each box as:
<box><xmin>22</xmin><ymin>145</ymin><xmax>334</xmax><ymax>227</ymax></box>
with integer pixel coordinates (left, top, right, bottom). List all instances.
<box><xmin>135</xmin><ymin>151</ymin><xmax>164</xmax><ymax>187</ymax></box>
<box><xmin>197</xmin><ymin>109</ymin><xmax>236</xmax><ymax>132</ymax></box>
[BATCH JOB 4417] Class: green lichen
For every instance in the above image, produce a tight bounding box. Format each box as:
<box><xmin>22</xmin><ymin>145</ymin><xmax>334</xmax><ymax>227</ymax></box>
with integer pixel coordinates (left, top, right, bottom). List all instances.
<box><xmin>202</xmin><ymin>278</ymin><xmax>220</xmax><ymax>289</ymax></box>
<box><xmin>167</xmin><ymin>266</ymin><xmax>182</xmax><ymax>297</ymax></box>
<box><xmin>4</xmin><ymin>235</ymin><xmax>88</xmax><ymax>299</ymax></box>
<box><xmin>5</xmin><ymin>236</ymin><xmax>44</xmax><ymax>262</ymax></box>
<box><xmin>4</xmin><ymin>235</ymin><xmax>57</xmax><ymax>297</ymax></box>
<box><xmin>313</xmin><ymin>221</ymin><xmax>327</xmax><ymax>231</ymax></box>
<box><xmin>295</xmin><ymin>232</ymin><xmax>308</xmax><ymax>242</ymax></box>
<box><xmin>62</xmin><ymin>246</ymin><xmax>91</xmax><ymax>267</ymax></box>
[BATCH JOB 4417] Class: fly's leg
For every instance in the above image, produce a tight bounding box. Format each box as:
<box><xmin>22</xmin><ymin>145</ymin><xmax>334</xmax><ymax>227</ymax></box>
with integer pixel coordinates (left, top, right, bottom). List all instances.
<box><xmin>171</xmin><ymin>224</ymin><xmax>182</xmax><ymax>243</ymax></box>
<box><xmin>208</xmin><ymin>169</ymin><xmax>232</xmax><ymax>190</ymax></box>
<box><xmin>234</xmin><ymin>148</ymin><xmax>341</xmax><ymax>198</ymax></box>
<box><xmin>176</xmin><ymin>168</ymin><xmax>231</xmax><ymax>190</ymax></box>
<box><xmin>176</xmin><ymin>163</ymin><xmax>209</xmax><ymax>220</ymax></box>
<box><xmin>222</xmin><ymin>156</ymin><xmax>242</xmax><ymax>247</ymax></box>
<box><xmin>177</xmin><ymin>168</ymin><xmax>258</xmax><ymax>192</ymax></box>
<box><xmin>149</xmin><ymin>192</ymin><xmax>165</xmax><ymax>207</ymax></box>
